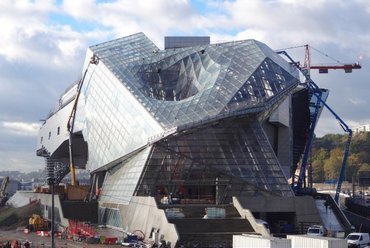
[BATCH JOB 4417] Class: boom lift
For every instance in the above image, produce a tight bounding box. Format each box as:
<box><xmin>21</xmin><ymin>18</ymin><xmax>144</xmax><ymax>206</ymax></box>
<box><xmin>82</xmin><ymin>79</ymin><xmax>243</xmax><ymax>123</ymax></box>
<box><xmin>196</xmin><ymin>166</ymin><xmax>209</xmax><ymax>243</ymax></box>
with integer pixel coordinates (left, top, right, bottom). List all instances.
<box><xmin>277</xmin><ymin>47</ymin><xmax>359</xmax><ymax>203</ymax></box>
<box><xmin>67</xmin><ymin>55</ymin><xmax>99</xmax><ymax>186</ymax></box>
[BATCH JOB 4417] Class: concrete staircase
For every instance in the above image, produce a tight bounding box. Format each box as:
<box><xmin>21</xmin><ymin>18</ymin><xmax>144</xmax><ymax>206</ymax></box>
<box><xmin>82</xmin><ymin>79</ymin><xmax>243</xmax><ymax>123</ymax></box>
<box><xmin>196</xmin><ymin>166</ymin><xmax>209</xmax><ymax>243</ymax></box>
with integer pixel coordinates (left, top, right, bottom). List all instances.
<box><xmin>163</xmin><ymin>205</ymin><xmax>254</xmax><ymax>248</ymax></box>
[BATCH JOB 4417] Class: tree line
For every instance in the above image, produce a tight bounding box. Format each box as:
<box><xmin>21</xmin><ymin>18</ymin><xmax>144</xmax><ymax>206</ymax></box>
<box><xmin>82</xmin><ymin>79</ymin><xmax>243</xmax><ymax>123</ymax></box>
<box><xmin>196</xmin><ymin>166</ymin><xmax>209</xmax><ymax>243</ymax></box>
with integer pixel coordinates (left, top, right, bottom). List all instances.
<box><xmin>310</xmin><ymin>132</ymin><xmax>370</xmax><ymax>183</ymax></box>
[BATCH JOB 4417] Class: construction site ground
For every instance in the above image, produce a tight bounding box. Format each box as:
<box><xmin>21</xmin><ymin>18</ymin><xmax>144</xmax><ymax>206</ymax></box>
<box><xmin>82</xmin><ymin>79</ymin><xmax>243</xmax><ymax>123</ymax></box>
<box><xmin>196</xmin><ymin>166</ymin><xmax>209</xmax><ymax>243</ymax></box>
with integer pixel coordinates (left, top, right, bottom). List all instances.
<box><xmin>0</xmin><ymin>228</ymin><xmax>124</xmax><ymax>248</ymax></box>
<box><xmin>0</xmin><ymin>202</ymin><xmax>141</xmax><ymax>247</ymax></box>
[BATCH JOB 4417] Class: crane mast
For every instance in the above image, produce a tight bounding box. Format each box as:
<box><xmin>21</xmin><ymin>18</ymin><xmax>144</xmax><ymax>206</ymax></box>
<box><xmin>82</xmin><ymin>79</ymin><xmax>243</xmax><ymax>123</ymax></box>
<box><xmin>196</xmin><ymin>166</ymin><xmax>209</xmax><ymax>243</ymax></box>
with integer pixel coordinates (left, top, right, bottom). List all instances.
<box><xmin>277</xmin><ymin>47</ymin><xmax>360</xmax><ymax>203</ymax></box>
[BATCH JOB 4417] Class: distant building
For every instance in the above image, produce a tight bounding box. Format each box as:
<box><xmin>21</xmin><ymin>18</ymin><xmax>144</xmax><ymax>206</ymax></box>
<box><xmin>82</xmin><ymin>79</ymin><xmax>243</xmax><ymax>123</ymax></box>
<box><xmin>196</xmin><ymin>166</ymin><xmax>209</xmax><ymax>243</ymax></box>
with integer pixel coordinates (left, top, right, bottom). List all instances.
<box><xmin>353</xmin><ymin>124</ymin><xmax>370</xmax><ymax>134</ymax></box>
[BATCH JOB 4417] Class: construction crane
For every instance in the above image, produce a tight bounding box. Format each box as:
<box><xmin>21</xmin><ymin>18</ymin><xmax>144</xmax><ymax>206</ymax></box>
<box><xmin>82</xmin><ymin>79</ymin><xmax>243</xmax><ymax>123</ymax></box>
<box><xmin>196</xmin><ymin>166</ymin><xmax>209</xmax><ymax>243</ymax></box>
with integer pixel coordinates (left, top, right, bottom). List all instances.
<box><xmin>0</xmin><ymin>176</ymin><xmax>9</xmax><ymax>206</ymax></box>
<box><xmin>67</xmin><ymin>55</ymin><xmax>99</xmax><ymax>186</ymax></box>
<box><xmin>276</xmin><ymin>44</ymin><xmax>362</xmax><ymax>76</ymax></box>
<box><xmin>302</xmin><ymin>44</ymin><xmax>361</xmax><ymax>75</ymax></box>
<box><xmin>277</xmin><ymin>47</ymin><xmax>359</xmax><ymax>203</ymax></box>
<box><xmin>0</xmin><ymin>176</ymin><xmax>9</xmax><ymax>197</ymax></box>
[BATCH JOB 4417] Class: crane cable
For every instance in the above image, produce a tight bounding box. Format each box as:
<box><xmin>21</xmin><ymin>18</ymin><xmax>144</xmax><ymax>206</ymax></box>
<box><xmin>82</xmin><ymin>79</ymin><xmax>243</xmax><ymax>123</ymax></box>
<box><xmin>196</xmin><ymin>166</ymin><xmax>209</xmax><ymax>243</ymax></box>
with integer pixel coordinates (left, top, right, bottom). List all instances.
<box><xmin>309</xmin><ymin>45</ymin><xmax>344</xmax><ymax>65</ymax></box>
<box><xmin>276</xmin><ymin>44</ymin><xmax>345</xmax><ymax>65</ymax></box>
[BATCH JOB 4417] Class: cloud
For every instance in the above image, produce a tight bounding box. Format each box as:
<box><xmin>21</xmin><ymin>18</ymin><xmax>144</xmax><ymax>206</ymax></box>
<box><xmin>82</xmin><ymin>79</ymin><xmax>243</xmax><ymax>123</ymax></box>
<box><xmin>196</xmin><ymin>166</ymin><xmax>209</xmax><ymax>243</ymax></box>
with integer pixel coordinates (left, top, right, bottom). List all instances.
<box><xmin>2</xmin><ymin>121</ymin><xmax>40</xmax><ymax>136</ymax></box>
<box><xmin>315</xmin><ymin>117</ymin><xmax>348</xmax><ymax>138</ymax></box>
<box><xmin>60</xmin><ymin>0</ymin><xmax>206</xmax><ymax>47</ymax></box>
<box><xmin>348</xmin><ymin>98</ymin><xmax>366</xmax><ymax>105</ymax></box>
<box><xmin>0</xmin><ymin>0</ymin><xmax>55</xmax><ymax>62</ymax></box>
<box><xmin>348</xmin><ymin>119</ymin><xmax>370</xmax><ymax>129</ymax></box>
<box><xmin>0</xmin><ymin>150</ymin><xmax>44</xmax><ymax>173</ymax></box>
<box><xmin>0</xmin><ymin>0</ymin><xmax>98</xmax><ymax>69</ymax></box>
<box><xmin>209</xmin><ymin>0</ymin><xmax>370</xmax><ymax>57</ymax></box>
<box><xmin>0</xmin><ymin>0</ymin><xmax>369</xmax><ymax>173</ymax></box>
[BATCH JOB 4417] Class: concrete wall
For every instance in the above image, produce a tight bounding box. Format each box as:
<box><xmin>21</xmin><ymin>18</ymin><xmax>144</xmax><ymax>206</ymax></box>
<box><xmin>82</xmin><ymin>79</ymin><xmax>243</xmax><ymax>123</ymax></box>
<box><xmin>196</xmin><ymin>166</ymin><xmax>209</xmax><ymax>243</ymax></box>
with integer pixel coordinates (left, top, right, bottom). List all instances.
<box><xmin>102</xmin><ymin>196</ymin><xmax>178</xmax><ymax>247</ymax></box>
<box><xmin>233</xmin><ymin>197</ymin><xmax>270</xmax><ymax>237</ymax></box>
<box><xmin>34</xmin><ymin>192</ymin><xmax>69</xmax><ymax>227</ymax></box>
<box><xmin>235</xmin><ymin>196</ymin><xmax>321</xmax><ymax>225</ymax></box>
<box><xmin>37</xmin><ymin>100</ymin><xmax>73</xmax><ymax>155</ymax></box>
<box><xmin>265</xmin><ymin>96</ymin><xmax>292</xmax><ymax>179</ymax></box>
<box><xmin>7</xmin><ymin>191</ymin><xmax>68</xmax><ymax>227</ymax></box>
<box><xmin>294</xmin><ymin>196</ymin><xmax>322</xmax><ymax>224</ymax></box>
<box><xmin>277</xmin><ymin>126</ymin><xmax>291</xmax><ymax>179</ymax></box>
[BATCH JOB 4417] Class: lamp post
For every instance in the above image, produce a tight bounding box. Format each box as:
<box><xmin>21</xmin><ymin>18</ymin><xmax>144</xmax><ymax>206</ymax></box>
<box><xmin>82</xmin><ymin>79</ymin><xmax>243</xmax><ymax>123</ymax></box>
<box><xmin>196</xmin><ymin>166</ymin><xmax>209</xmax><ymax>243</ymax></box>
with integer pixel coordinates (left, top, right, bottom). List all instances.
<box><xmin>50</xmin><ymin>182</ymin><xmax>55</xmax><ymax>248</ymax></box>
<box><xmin>47</xmin><ymin>160</ymin><xmax>55</xmax><ymax>248</ymax></box>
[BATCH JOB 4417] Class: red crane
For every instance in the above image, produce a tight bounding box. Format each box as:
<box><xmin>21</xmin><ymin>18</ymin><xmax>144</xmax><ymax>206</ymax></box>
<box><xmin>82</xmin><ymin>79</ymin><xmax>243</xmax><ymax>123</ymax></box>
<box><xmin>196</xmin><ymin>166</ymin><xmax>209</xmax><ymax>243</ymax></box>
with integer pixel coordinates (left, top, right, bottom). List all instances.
<box><xmin>302</xmin><ymin>44</ymin><xmax>361</xmax><ymax>75</ymax></box>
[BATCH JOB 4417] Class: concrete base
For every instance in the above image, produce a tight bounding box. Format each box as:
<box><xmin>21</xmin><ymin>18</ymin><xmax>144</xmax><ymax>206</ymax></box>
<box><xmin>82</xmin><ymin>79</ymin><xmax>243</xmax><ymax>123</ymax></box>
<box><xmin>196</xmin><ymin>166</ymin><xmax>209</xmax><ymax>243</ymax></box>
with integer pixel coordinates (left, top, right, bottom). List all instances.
<box><xmin>101</xmin><ymin>196</ymin><xmax>178</xmax><ymax>248</ymax></box>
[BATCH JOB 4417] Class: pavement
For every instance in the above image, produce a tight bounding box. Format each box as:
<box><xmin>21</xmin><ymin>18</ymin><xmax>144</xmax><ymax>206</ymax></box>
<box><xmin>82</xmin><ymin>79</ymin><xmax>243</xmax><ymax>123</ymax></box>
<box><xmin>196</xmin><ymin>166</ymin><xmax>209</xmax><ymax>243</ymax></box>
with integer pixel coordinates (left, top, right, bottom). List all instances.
<box><xmin>315</xmin><ymin>199</ymin><xmax>344</xmax><ymax>232</ymax></box>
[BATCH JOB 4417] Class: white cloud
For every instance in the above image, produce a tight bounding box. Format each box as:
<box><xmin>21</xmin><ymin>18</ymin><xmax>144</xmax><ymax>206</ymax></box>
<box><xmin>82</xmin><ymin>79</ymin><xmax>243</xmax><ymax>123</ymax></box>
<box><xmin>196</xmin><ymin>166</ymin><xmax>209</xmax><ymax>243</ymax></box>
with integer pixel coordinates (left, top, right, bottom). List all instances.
<box><xmin>235</xmin><ymin>29</ymin><xmax>268</xmax><ymax>43</ymax></box>
<box><xmin>212</xmin><ymin>0</ymin><xmax>370</xmax><ymax>55</ymax></box>
<box><xmin>0</xmin><ymin>0</ymin><xmax>369</xmax><ymax>173</ymax></box>
<box><xmin>315</xmin><ymin>117</ymin><xmax>344</xmax><ymax>137</ymax></box>
<box><xmin>0</xmin><ymin>0</ymin><xmax>92</xmax><ymax>69</ymax></box>
<box><xmin>348</xmin><ymin>119</ymin><xmax>370</xmax><ymax>129</ymax></box>
<box><xmin>0</xmin><ymin>0</ymin><xmax>54</xmax><ymax>61</ymax></box>
<box><xmin>348</xmin><ymin>98</ymin><xmax>366</xmax><ymax>105</ymax></box>
<box><xmin>0</xmin><ymin>150</ymin><xmax>44</xmax><ymax>173</ymax></box>
<box><xmin>2</xmin><ymin>121</ymin><xmax>40</xmax><ymax>136</ymax></box>
<box><xmin>60</xmin><ymin>0</ymin><xmax>206</xmax><ymax>47</ymax></box>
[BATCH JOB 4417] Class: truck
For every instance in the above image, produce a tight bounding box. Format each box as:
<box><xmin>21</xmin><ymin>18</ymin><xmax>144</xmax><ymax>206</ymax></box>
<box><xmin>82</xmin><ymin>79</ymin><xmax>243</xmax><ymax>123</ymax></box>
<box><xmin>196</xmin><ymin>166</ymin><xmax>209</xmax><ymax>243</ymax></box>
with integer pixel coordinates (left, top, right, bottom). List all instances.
<box><xmin>346</xmin><ymin>233</ymin><xmax>370</xmax><ymax>248</ymax></box>
<box><xmin>307</xmin><ymin>225</ymin><xmax>326</xmax><ymax>236</ymax></box>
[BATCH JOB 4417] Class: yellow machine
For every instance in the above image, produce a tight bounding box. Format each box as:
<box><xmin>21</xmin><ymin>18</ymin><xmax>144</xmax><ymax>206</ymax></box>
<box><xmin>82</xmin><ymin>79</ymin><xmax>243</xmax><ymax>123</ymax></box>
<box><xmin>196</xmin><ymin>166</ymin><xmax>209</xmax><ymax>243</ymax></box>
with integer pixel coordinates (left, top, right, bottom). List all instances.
<box><xmin>28</xmin><ymin>214</ymin><xmax>49</xmax><ymax>231</ymax></box>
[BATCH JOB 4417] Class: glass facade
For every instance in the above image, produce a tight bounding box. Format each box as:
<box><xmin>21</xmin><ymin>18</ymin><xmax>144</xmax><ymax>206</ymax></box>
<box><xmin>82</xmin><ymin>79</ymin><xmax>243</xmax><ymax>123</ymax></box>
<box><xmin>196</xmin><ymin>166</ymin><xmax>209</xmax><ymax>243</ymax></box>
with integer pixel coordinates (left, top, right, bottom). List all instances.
<box><xmin>137</xmin><ymin>117</ymin><xmax>292</xmax><ymax>201</ymax></box>
<box><xmin>100</xmin><ymin>147</ymin><xmax>151</xmax><ymax>205</ymax></box>
<box><xmin>88</xmin><ymin>33</ymin><xmax>299</xmax><ymax>130</ymax></box>
<box><xmin>72</xmin><ymin>33</ymin><xmax>302</xmax><ymax>209</ymax></box>
<box><xmin>75</xmin><ymin>59</ymin><xmax>163</xmax><ymax>171</ymax></box>
<box><xmin>98</xmin><ymin>207</ymin><xmax>122</xmax><ymax>227</ymax></box>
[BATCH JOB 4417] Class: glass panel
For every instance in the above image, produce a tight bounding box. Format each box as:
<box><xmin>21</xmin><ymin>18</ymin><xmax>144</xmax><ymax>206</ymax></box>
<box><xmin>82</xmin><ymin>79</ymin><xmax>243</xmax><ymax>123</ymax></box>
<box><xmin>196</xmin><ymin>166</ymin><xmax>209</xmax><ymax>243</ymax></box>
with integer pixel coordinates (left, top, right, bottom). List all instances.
<box><xmin>100</xmin><ymin>147</ymin><xmax>151</xmax><ymax>205</ymax></box>
<box><xmin>86</xmin><ymin>34</ymin><xmax>299</xmax><ymax>131</ymax></box>
<box><xmin>136</xmin><ymin>117</ymin><xmax>293</xmax><ymax>203</ymax></box>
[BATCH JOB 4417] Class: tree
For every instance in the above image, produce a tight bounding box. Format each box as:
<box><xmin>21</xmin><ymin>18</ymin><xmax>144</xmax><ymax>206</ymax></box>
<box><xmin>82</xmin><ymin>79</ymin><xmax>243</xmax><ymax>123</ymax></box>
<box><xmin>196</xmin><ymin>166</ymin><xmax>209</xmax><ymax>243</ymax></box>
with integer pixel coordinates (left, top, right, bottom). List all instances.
<box><xmin>358</xmin><ymin>163</ymin><xmax>370</xmax><ymax>173</ymax></box>
<box><xmin>323</xmin><ymin>148</ymin><xmax>343</xmax><ymax>180</ymax></box>
<box><xmin>312</xmin><ymin>159</ymin><xmax>325</xmax><ymax>182</ymax></box>
<box><xmin>311</xmin><ymin>133</ymin><xmax>370</xmax><ymax>183</ymax></box>
<box><xmin>311</xmin><ymin>148</ymin><xmax>328</xmax><ymax>182</ymax></box>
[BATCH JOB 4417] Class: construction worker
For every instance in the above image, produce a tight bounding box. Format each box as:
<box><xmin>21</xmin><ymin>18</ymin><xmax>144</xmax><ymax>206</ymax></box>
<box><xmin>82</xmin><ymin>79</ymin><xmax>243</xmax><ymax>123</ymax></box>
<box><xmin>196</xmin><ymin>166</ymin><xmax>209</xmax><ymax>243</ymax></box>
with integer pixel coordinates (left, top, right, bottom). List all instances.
<box><xmin>168</xmin><ymin>193</ymin><xmax>173</xmax><ymax>205</ymax></box>
<box><xmin>324</xmin><ymin>196</ymin><xmax>330</xmax><ymax>213</ymax></box>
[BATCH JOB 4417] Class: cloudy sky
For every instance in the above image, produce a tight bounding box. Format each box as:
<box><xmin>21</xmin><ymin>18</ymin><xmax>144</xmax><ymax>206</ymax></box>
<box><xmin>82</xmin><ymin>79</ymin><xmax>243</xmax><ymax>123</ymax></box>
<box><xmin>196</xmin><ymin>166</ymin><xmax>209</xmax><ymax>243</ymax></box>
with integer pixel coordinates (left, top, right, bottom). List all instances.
<box><xmin>1</xmin><ymin>0</ymin><xmax>369</xmax><ymax>172</ymax></box>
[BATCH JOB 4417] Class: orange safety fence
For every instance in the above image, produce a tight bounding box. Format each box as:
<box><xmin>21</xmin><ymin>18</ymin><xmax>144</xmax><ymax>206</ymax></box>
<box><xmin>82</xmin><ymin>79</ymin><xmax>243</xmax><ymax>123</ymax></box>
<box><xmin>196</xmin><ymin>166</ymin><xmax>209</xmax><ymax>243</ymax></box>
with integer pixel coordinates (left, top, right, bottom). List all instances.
<box><xmin>68</xmin><ymin>220</ymin><xmax>97</xmax><ymax>237</ymax></box>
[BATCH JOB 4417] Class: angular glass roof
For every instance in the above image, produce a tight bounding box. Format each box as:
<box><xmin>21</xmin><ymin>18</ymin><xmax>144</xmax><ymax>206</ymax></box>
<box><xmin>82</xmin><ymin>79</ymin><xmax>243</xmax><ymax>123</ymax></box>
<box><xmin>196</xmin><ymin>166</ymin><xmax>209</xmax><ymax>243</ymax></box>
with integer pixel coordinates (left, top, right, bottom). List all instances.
<box><xmin>90</xmin><ymin>33</ymin><xmax>299</xmax><ymax>129</ymax></box>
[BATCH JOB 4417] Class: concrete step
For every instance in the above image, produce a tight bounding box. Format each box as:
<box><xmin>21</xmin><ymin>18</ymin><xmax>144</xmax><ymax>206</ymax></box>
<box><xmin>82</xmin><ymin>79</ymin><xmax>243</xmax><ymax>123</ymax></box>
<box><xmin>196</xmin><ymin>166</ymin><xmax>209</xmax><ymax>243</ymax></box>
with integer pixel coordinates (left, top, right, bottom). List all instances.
<box><xmin>170</xmin><ymin>218</ymin><xmax>253</xmax><ymax>234</ymax></box>
<box><xmin>160</xmin><ymin>204</ymin><xmax>242</xmax><ymax>218</ymax></box>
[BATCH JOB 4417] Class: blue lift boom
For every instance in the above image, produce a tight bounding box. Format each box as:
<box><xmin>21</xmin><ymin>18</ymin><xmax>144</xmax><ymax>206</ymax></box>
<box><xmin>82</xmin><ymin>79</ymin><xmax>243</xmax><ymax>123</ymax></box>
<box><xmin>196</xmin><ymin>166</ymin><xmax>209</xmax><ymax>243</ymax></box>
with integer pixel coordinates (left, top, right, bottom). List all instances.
<box><xmin>277</xmin><ymin>50</ymin><xmax>353</xmax><ymax>204</ymax></box>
